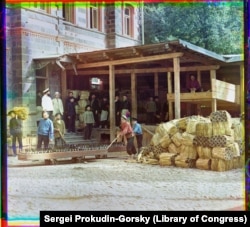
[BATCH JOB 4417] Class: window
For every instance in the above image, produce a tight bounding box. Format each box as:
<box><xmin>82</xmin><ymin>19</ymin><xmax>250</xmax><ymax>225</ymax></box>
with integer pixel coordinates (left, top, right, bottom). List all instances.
<box><xmin>32</xmin><ymin>2</ymin><xmax>50</xmax><ymax>13</ymax></box>
<box><xmin>90</xmin><ymin>3</ymin><xmax>98</xmax><ymax>29</ymax></box>
<box><xmin>123</xmin><ymin>6</ymin><xmax>134</xmax><ymax>37</ymax></box>
<box><xmin>63</xmin><ymin>3</ymin><xmax>75</xmax><ymax>24</ymax></box>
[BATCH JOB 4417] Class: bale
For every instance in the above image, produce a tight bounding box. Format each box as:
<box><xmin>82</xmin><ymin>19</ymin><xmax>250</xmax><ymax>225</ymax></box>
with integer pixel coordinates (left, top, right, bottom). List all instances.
<box><xmin>159</xmin><ymin>134</ymin><xmax>171</xmax><ymax>149</ymax></box>
<box><xmin>181</xmin><ymin>132</ymin><xmax>195</xmax><ymax>146</ymax></box>
<box><xmin>176</xmin><ymin>117</ymin><xmax>188</xmax><ymax>131</ymax></box>
<box><xmin>157</xmin><ymin>121</ymin><xmax>178</xmax><ymax>137</ymax></box>
<box><xmin>168</xmin><ymin>143</ymin><xmax>179</xmax><ymax>154</ymax></box>
<box><xmin>212</xmin><ymin>146</ymin><xmax>234</xmax><ymax>160</ymax></box>
<box><xmin>197</xmin><ymin>146</ymin><xmax>212</xmax><ymax>159</ymax></box>
<box><xmin>171</xmin><ymin>132</ymin><xmax>182</xmax><ymax>147</ymax></box>
<box><xmin>174</xmin><ymin>155</ymin><xmax>189</xmax><ymax>168</ymax></box>
<box><xmin>196</xmin><ymin>158</ymin><xmax>211</xmax><ymax>170</ymax></box>
<box><xmin>209</xmin><ymin>135</ymin><xmax>234</xmax><ymax>147</ymax></box>
<box><xmin>159</xmin><ymin>153</ymin><xmax>177</xmax><ymax>166</ymax></box>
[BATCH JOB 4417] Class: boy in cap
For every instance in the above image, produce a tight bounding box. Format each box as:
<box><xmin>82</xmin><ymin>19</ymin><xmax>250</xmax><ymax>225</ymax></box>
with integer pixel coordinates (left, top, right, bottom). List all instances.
<box><xmin>131</xmin><ymin>117</ymin><xmax>143</xmax><ymax>154</ymax></box>
<box><xmin>117</xmin><ymin>115</ymin><xmax>137</xmax><ymax>159</ymax></box>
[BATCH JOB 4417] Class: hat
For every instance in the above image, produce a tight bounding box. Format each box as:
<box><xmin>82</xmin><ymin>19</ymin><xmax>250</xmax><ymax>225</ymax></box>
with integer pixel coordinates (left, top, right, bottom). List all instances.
<box><xmin>121</xmin><ymin>115</ymin><xmax>127</xmax><ymax>120</ymax></box>
<box><xmin>43</xmin><ymin>88</ymin><xmax>49</xmax><ymax>94</ymax></box>
<box><xmin>132</xmin><ymin>117</ymin><xmax>137</xmax><ymax>121</ymax></box>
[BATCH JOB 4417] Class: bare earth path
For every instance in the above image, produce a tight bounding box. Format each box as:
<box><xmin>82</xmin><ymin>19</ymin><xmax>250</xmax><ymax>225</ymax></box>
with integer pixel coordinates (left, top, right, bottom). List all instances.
<box><xmin>7</xmin><ymin>152</ymin><xmax>245</xmax><ymax>220</ymax></box>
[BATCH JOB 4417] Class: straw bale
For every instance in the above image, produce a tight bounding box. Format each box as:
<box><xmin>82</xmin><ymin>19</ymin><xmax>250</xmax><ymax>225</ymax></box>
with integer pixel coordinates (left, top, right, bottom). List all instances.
<box><xmin>193</xmin><ymin>136</ymin><xmax>210</xmax><ymax>147</ymax></box>
<box><xmin>211</xmin><ymin>159</ymin><xmax>233</xmax><ymax>171</ymax></box>
<box><xmin>212</xmin><ymin>122</ymin><xmax>226</xmax><ymax>136</ymax></box>
<box><xmin>159</xmin><ymin>153</ymin><xmax>177</xmax><ymax>166</ymax></box>
<box><xmin>231</xmin><ymin>119</ymin><xmax>243</xmax><ymax>141</ymax></box>
<box><xmin>186</xmin><ymin>119</ymin><xmax>198</xmax><ymax>134</ymax></box>
<box><xmin>197</xmin><ymin>146</ymin><xmax>212</xmax><ymax>159</ymax></box>
<box><xmin>230</xmin><ymin>142</ymin><xmax>241</xmax><ymax>157</ymax></box>
<box><xmin>179</xmin><ymin>145</ymin><xmax>197</xmax><ymax>159</ymax></box>
<box><xmin>209</xmin><ymin>135</ymin><xmax>234</xmax><ymax>147</ymax></box>
<box><xmin>174</xmin><ymin>155</ymin><xmax>189</xmax><ymax>168</ymax></box>
<box><xmin>181</xmin><ymin>132</ymin><xmax>195</xmax><ymax>146</ymax></box>
<box><xmin>142</xmin><ymin>158</ymin><xmax>159</xmax><ymax>165</ymax></box>
<box><xmin>150</xmin><ymin>133</ymin><xmax>161</xmax><ymax>146</ymax></box>
<box><xmin>11</xmin><ymin>106</ymin><xmax>29</xmax><ymax>120</ymax></box>
<box><xmin>171</xmin><ymin>132</ymin><xmax>182</xmax><ymax>147</ymax></box>
<box><xmin>158</xmin><ymin>121</ymin><xmax>178</xmax><ymax>137</ymax></box>
<box><xmin>196</xmin><ymin>158</ymin><xmax>211</xmax><ymax>170</ymax></box>
<box><xmin>159</xmin><ymin>134</ymin><xmax>171</xmax><ymax>148</ymax></box>
<box><xmin>196</xmin><ymin>122</ymin><xmax>213</xmax><ymax>137</ymax></box>
<box><xmin>176</xmin><ymin>117</ymin><xmax>188</xmax><ymax>130</ymax></box>
<box><xmin>232</xmin><ymin>156</ymin><xmax>244</xmax><ymax>169</ymax></box>
<box><xmin>212</xmin><ymin>146</ymin><xmax>234</xmax><ymax>160</ymax></box>
<box><xmin>210</xmin><ymin>110</ymin><xmax>232</xmax><ymax>123</ymax></box>
<box><xmin>153</xmin><ymin>144</ymin><xmax>168</xmax><ymax>159</ymax></box>
<box><xmin>168</xmin><ymin>143</ymin><xmax>179</xmax><ymax>154</ymax></box>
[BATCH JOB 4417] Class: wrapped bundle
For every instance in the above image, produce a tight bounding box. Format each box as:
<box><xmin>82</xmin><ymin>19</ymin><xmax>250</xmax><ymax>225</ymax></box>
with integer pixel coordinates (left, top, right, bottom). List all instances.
<box><xmin>196</xmin><ymin>122</ymin><xmax>213</xmax><ymax>137</ymax></box>
<box><xmin>171</xmin><ymin>132</ymin><xmax>182</xmax><ymax>147</ymax></box>
<box><xmin>11</xmin><ymin>106</ymin><xmax>29</xmax><ymax>120</ymax></box>
<box><xmin>181</xmin><ymin>132</ymin><xmax>195</xmax><ymax>146</ymax></box>
<box><xmin>157</xmin><ymin>121</ymin><xmax>178</xmax><ymax>137</ymax></box>
<box><xmin>196</xmin><ymin>158</ymin><xmax>211</xmax><ymax>170</ymax></box>
<box><xmin>211</xmin><ymin>146</ymin><xmax>234</xmax><ymax>160</ymax></box>
<box><xmin>153</xmin><ymin>144</ymin><xmax>167</xmax><ymax>159</ymax></box>
<box><xmin>231</xmin><ymin>119</ymin><xmax>243</xmax><ymax>141</ymax></box>
<box><xmin>232</xmin><ymin>156</ymin><xmax>243</xmax><ymax>169</ymax></box>
<box><xmin>168</xmin><ymin>143</ymin><xmax>179</xmax><ymax>154</ymax></box>
<box><xmin>186</xmin><ymin>119</ymin><xmax>198</xmax><ymax>134</ymax></box>
<box><xmin>159</xmin><ymin>134</ymin><xmax>171</xmax><ymax>149</ymax></box>
<box><xmin>212</xmin><ymin>122</ymin><xmax>226</xmax><ymax>136</ymax></box>
<box><xmin>159</xmin><ymin>153</ymin><xmax>177</xmax><ymax>166</ymax></box>
<box><xmin>142</xmin><ymin>157</ymin><xmax>159</xmax><ymax>165</ymax></box>
<box><xmin>230</xmin><ymin>142</ymin><xmax>241</xmax><ymax>157</ymax></box>
<box><xmin>150</xmin><ymin>133</ymin><xmax>161</xmax><ymax>146</ymax></box>
<box><xmin>193</xmin><ymin>136</ymin><xmax>210</xmax><ymax>147</ymax></box>
<box><xmin>197</xmin><ymin>146</ymin><xmax>212</xmax><ymax>159</ymax></box>
<box><xmin>174</xmin><ymin>155</ymin><xmax>189</xmax><ymax>168</ymax></box>
<box><xmin>176</xmin><ymin>117</ymin><xmax>188</xmax><ymax>131</ymax></box>
<box><xmin>180</xmin><ymin>144</ymin><xmax>197</xmax><ymax>159</ymax></box>
<box><xmin>209</xmin><ymin>135</ymin><xmax>234</xmax><ymax>147</ymax></box>
<box><xmin>211</xmin><ymin>159</ymin><xmax>233</xmax><ymax>172</ymax></box>
<box><xmin>209</xmin><ymin>110</ymin><xmax>232</xmax><ymax>123</ymax></box>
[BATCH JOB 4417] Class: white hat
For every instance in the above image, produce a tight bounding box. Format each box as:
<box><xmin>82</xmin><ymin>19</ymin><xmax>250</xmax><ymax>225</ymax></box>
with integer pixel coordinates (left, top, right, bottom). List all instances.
<box><xmin>43</xmin><ymin>88</ymin><xmax>49</xmax><ymax>94</ymax></box>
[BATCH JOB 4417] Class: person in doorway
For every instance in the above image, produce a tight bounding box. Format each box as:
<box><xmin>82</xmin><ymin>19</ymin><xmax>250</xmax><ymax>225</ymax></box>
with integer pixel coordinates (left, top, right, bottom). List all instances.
<box><xmin>186</xmin><ymin>74</ymin><xmax>201</xmax><ymax>92</ymax></box>
<box><xmin>37</xmin><ymin>111</ymin><xmax>54</xmax><ymax>150</ymax></box>
<box><xmin>52</xmin><ymin>92</ymin><xmax>64</xmax><ymax>118</ymax></box>
<box><xmin>117</xmin><ymin>115</ymin><xmax>137</xmax><ymax>159</ymax></box>
<box><xmin>145</xmin><ymin>96</ymin><xmax>156</xmax><ymax>124</ymax></box>
<box><xmin>8</xmin><ymin>110</ymin><xmax>23</xmax><ymax>156</ymax></box>
<box><xmin>115</xmin><ymin>95</ymin><xmax>121</xmax><ymax>127</ymax></box>
<box><xmin>66</xmin><ymin>97</ymin><xmax>77</xmax><ymax>133</ymax></box>
<box><xmin>120</xmin><ymin>94</ymin><xmax>131</xmax><ymax>121</ymax></box>
<box><xmin>131</xmin><ymin>117</ymin><xmax>143</xmax><ymax>155</ymax></box>
<box><xmin>83</xmin><ymin>105</ymin><xmax>95</xmax><ymax>140</ymax></box>
<box><xmin>100</xmin><ymin>96</ymin><xmax>109</xmax><ymax>128</ymax></box>
<box><xmin>90</xmin><ymin>94</ymin><xmax>100</xmax><ymax>128</ymax></box>
<box><xmin>53</xmin><ymin>113</ymin><xmax>66</xmax><ymax>148</ymax></box>
<box><xmin>41</xmin><ymin>88</ymin><xmax>54</xmax><ymax>120</ymax></box>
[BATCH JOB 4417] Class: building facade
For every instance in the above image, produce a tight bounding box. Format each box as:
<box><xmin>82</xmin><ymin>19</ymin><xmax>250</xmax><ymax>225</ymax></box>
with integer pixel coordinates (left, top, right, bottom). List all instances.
<box><xmin>6</xmin><ymin>2</ymin><xmax>143</xmax><ymax>135</ymax></box>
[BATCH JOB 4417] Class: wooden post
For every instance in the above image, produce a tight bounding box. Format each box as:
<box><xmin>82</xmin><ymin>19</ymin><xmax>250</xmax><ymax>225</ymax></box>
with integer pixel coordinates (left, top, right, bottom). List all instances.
<box><xmin>61</xmin><ymin>70</ymin><xmax>67</xmax><ymax>104</ymax></box>
<box><xmin>173</xmin><ymin>57</ymin><xmax>181</xmax><ymax>119</ymax></box>
<box><xmin>210</xmin><ymin>69</ymin><xmax>217</xmax><ymax>112</ymax></box>
<box><xmin>167</xmin><ymin>72</ymin><xmax>173</xmax><ymax>120</ymax></box>
<box><xmin>154</xmin><ymin>72</ymin><xmax>158</xmax><ymax>96</ymax></box>
<box><xmin>131</xmin><ymin>71</ymin><xmax>137</xmax><ymax>119</ymax></box>
<box><xmin>109</xmin><ymin>64</ymin><xmax>116</xmax><ymax>142</ymax></box>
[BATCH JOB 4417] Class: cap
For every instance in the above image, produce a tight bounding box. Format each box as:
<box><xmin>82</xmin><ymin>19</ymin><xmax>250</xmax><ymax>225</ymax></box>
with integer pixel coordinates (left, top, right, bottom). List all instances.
<box><xmin>121</xmin><ymin>115</ymin><xmax>127</xmax><ymax>120</ymax></box>
<box><xmin>43</xmin><ymin>88</ymin><xmax>49</xmax><ymax>94</ymax></box>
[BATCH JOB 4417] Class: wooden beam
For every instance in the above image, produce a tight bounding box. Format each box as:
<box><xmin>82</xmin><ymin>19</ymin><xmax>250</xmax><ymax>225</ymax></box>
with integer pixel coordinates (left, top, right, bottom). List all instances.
<box><xmin>73</xmin><ymin>65</ymin><xmax>220</xmax><ymax>75</ymax></box>
<box><xmin>109</xmin><ymin>64</ymin><xmax>116</xmax><ymax>142</ymax></box>
<box><xmin>210</xmin><ymin>69</ymin><xmax>217</xmax><ymax>112</ymax></box>
<box><xmin>173</xmin><ymin>57</ymin><xmax>181</xmax><ymax>119</ymax></box>
<box><xmin>77</xmin><ymin>52</ymin><xmax>184</xmax><ymax>69</ymax></box>
<box><xmin>131</xmin><ymin>72</ymin><xmax>137</xmax><ymax>119</ymax></box>
<box><xmin>61</xmin><ymin>70</ymin><xmax>67</xmax><ymax>106</ymax></box>
<box><xmin>154</xmin><ymin>72</ymin><xmax>158</xmax><ymax>96</ymax></box>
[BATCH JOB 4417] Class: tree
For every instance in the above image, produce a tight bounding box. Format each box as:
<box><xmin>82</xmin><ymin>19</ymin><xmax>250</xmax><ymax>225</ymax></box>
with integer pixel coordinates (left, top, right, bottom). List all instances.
<box><xmin>144</xmin><ymin>2</ymin><xmax>243</xmax><ymax>54</ymax></box>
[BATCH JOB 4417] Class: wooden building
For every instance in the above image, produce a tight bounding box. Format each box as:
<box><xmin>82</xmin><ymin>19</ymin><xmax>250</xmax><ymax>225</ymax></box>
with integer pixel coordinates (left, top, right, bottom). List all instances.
<box><xmin>34</xmin><ymin>39</ymin><xmax>244</xmax><ymax>142</ymax></box>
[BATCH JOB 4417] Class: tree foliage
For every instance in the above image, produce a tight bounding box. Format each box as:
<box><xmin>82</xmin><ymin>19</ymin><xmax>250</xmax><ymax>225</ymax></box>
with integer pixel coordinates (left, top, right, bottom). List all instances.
<box><xmin>143</xmin><ymin>2</ymin><xmax>243</xmax><ymax>54</ymax></box>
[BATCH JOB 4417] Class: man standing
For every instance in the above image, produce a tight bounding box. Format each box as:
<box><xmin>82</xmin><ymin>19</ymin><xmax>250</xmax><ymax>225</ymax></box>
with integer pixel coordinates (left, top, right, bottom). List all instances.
<box><xmin>37</xmin><ymin>111</ymin><xmax>54</xmax><ymax>150</ymax></box>
<box><xmin>115</xmin><ymin>95</ymin><xmax>121</xmax><ymax>127</ymax></box>
<box><xmin>66</xmin><ymin>97</ymin><xmax>76</xmax><ymax>133</ymax></box>
<box><xmin>117</xmin><ymin>115</ymin><xmax>137</xmax><ymax>160</ymax></box>
<box><xmin>90</xmin><ymin>94</ymin><xmax>100</xmax><ymax>128</ymax></box>
<box><xmin>41</xmin><ymin>88</ymin><xmax>54</xmax><ymax>120</ymax></box>
<box><xmin>52</xmin><ymin>92</ymin><xmax>64</xmax><ymax>117</ymax></box>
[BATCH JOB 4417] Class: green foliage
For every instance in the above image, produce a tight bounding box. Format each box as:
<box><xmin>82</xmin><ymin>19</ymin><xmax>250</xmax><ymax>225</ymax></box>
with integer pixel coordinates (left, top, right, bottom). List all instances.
<box><xmin>144</xmin><ymin>2</ymin><xmax>243</xmax><ymax>54</ymax></box>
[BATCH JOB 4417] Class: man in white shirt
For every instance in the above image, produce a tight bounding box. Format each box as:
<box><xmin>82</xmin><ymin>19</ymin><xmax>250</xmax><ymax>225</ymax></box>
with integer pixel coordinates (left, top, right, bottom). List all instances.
<box><xmin>41</xmin><ymin>88</ymin><xmax>54</xmax><ymax>120</ymax></box>
<box><xmin>52</xmin><ymin>91</ymin><xmax>64</xmax><ymax>118</ymax></box>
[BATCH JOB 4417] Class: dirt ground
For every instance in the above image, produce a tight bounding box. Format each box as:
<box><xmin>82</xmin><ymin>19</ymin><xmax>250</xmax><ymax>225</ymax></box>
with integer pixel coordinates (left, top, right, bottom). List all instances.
<box><xmin>7</xmin><ymin>151</ymin><xmax>245</xmax><ymax>221</ymax></box>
